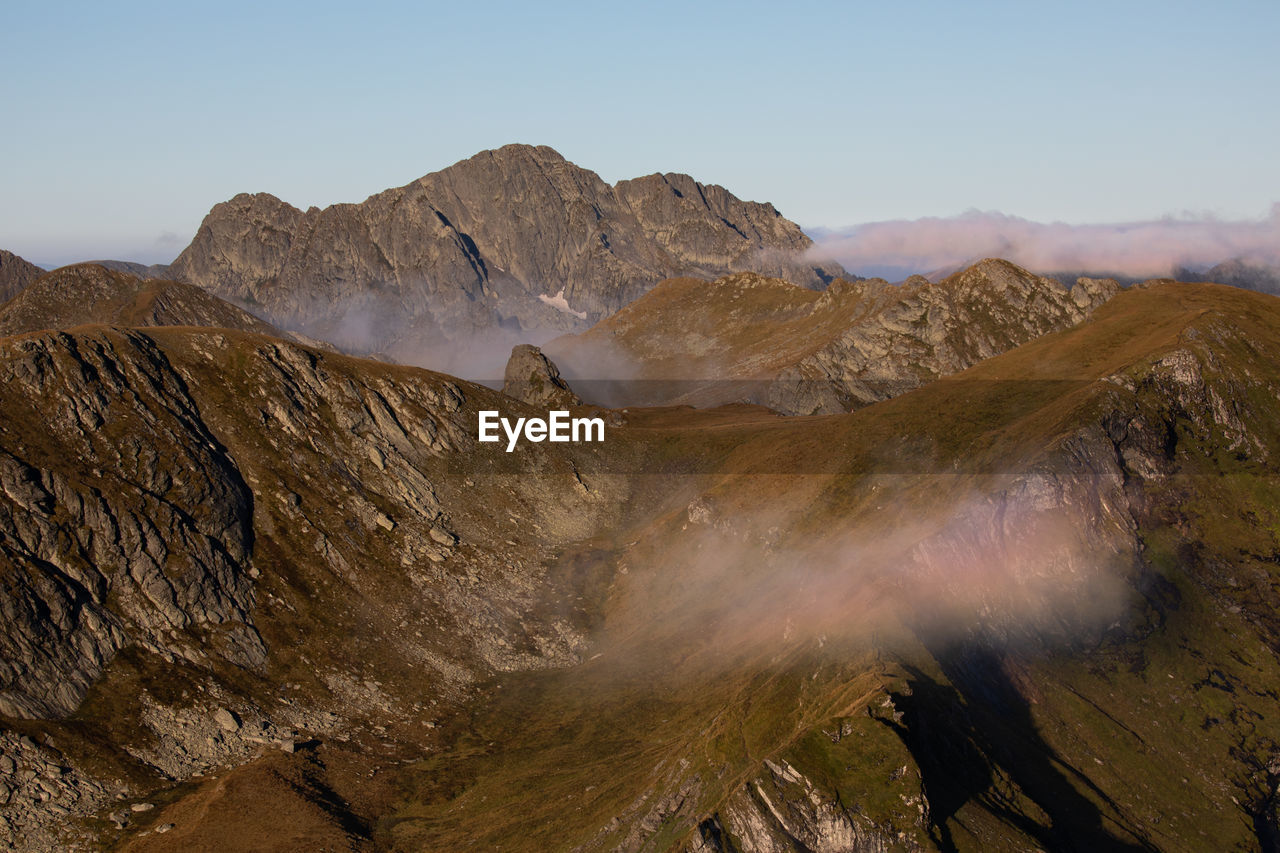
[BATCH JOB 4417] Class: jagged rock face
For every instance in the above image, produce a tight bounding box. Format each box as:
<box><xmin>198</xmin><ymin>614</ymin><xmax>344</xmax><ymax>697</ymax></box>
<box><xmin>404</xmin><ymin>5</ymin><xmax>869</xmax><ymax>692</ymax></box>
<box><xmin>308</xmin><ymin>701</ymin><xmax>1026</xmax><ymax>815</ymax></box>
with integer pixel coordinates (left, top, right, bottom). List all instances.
<box><xmin>768</xmin><ymin>259</ymin><xmax>1120</xmax><ymax>414</ymax></box>
<box><xmin>705</xmin><ymin>759</ymin><xmax>911</xmax><ymax>852</ymax></box>
<box><xmin>0</xmin><ymin>330</ymin><xmax>261</xmax><ymax>718</ymax></box>
<box><xmin>167</xmin><ymin>144</ymin><xmax>843</xmax><ymax>360</ymax></box>
<box><xmin>612</xmin><ymin>173</ymin><xmax>826</xmax><ymax>277</ymax></box>
<box><xmin>0</xmin><ymin>263</ymin><xmax>281</xmax><ymax>338</ymax></box>
<box><xmin>502</xmin><ymin>344</ymin><xmax>581</xmax><ymax>407</ymax></box>
<box><xmin>550</xmin><ymin>259</ymin><xmax>1120</xmax><ymax>413</ymax></box>
<box><xmin>0</xmin><ymin>325</ymin><xmax>624</xmax><ymax>720</ymax></box>
<box><xmin>0</xmin><ymin>250</ymin><xmax>44</xmax><ymax>304</ymax></box>
<box><xmin>0</xmin><ymin>322</ymin><xmax>635</xmax><ymax>848</ymax></box>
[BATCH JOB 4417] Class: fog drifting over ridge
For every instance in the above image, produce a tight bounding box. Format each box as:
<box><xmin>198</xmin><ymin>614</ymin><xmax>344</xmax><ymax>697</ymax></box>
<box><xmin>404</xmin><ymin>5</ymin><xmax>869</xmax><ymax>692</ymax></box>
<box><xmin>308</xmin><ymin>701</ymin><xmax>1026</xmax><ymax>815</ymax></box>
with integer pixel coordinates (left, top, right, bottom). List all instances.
<box><xmin>809</xmin><ymin>206</ymin><xmax>1280</xmax><ymax>280</ymax></box>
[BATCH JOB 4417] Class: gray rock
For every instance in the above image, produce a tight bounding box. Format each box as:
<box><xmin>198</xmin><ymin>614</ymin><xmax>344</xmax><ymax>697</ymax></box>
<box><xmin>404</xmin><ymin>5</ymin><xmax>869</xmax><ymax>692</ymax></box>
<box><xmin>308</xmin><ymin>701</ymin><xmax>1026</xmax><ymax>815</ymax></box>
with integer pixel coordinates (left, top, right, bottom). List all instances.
<box><xmin>0</xmin><ymin>329</ymin><xmax>264</xmax><ymax>719</ymax></box>
<box><xmin>213</xmin><ymin>707</ymin><xmax>240</xmax><ymax>733</ymax></box>
<box><xmin>767</xmin><ymin>261</ymin><xmax>1120</xmax><ymax>414</ymax></box>
<box><xmin>167</xmin><ymin>144</ymin><xmax>844</xmax><ymax>361</ymax></box>
<box><xmin>502</xmin><ymin>345</ymin><xmax>581</xmax><ymax>408</ymax></box>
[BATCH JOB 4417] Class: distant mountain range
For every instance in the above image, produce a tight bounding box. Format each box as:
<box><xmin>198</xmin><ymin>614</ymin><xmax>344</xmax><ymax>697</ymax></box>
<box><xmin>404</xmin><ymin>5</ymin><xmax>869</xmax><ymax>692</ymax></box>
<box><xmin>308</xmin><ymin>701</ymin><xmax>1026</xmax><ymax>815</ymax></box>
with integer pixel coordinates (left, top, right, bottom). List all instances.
<box><xmin>4</xmin><ymin>144</ymin><xmax>1279</xmax><ymax>385</ymax></box>
<box><xmin>1179</xmin><ymin>258</ymin><xmax>1280</xmax><ymax>295</ymax></box>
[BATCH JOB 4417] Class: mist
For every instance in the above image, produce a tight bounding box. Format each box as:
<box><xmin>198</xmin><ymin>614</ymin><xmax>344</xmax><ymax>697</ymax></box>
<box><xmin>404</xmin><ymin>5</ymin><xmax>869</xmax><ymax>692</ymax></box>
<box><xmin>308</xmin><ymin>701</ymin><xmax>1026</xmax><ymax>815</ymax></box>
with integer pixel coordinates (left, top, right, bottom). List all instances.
<box><xmin>248</xmin><ymin>285</ymin><xmax>584</xmax><ymax>385</ymax></box>
<box><xmin>810</xmin><ymin>206</ymin><xmax>1280</xmax><ymax>280</ymax></box>
<box><xmin>591</xmin><ymin>470</ymin><xmax>1138</xmax><ymax>684</ymax></box>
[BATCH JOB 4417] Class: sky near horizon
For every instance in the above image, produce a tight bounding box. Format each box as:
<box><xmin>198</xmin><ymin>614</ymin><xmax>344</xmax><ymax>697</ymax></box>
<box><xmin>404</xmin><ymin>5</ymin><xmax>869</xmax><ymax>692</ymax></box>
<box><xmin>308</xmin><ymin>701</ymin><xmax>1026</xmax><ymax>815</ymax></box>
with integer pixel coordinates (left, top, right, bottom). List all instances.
<box><xmin>3</xmin><ymin>0</ymin><xmax>1278</xmax><ymax>267</ymax></box>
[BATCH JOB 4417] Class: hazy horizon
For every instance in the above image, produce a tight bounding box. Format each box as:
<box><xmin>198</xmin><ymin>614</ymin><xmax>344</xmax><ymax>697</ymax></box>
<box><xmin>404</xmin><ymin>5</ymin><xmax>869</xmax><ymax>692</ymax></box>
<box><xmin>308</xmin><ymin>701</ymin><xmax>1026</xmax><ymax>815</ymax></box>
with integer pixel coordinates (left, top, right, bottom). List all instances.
<box><xmin>6</xmin><ymin>0</ymin><xmax>1278</xmax><ymax>270</ymax></box>
<box><xmin>15</xmin><ymin>192</ymin><xmax>1280</xmax><ymax>284</ymax></box>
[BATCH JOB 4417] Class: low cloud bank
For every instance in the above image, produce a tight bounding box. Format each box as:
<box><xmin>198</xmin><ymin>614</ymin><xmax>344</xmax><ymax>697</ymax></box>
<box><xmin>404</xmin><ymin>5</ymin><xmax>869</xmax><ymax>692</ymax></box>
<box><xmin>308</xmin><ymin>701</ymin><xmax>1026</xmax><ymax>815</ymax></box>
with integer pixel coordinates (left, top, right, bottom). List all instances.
<box><xmin>588</xmin><ymin>466</ymin><xmax>1139</xmax><ymax>687</ymax></box>
<box><xmin>811</xmin><ymin>206</ymin><xmax>1280</xmax><ymax>280</ymax></box>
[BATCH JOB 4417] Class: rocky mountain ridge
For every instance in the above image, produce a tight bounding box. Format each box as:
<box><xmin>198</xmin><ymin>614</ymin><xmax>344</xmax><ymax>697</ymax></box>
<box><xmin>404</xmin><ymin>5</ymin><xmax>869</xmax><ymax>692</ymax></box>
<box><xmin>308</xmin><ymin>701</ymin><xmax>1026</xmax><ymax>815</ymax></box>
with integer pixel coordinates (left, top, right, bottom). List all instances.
<box><xmin>0</xmin><ymin>264</ymin><xmax>283</xmax><ymax>339</ymax></box>
<box><xmin>0</xmin><ymin>322</ymin><xmax>643</xmax><ymax>850</ymax></box>
<box><xmin>550</xmin><ymin>258</ymin><xmax>1119</xmax><ymax>413</ymax></box>
<box><xmin>1185</xmin><ymin>258</ymin><xmax>1280</xmax><ymax>295</ymax></box>
<box><xmin>88</xmin><ymin>260</ymin><xmax>174</xmax><ymax>281</ymax></box>
<box><xmin>167</xmin><ymin>144</ymin><xmax>845</xmax><ymax>369</ymax></box>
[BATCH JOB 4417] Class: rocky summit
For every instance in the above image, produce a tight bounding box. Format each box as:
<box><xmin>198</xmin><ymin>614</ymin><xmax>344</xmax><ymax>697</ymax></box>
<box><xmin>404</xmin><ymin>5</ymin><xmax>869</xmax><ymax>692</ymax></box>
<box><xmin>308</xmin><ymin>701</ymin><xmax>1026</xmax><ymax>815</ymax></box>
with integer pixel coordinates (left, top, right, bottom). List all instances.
<box><xmin>166</xmin><ymin>144</ymin><xmax>845</xmax><ymax>366</ymax></box>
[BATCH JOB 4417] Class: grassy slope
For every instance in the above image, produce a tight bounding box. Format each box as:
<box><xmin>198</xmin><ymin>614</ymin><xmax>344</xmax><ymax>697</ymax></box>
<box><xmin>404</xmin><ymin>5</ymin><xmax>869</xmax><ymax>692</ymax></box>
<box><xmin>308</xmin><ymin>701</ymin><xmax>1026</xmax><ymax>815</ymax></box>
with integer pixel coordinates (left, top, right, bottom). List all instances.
<box><xmin>547</xmin><ymin>273</ymin><xmax>883</xmax><ymax>385</ymax></box>
<box><xmin>384</xmin><ymin>282</ymin><xmax>1280</xmax><ymax>851</ymax></box>
<box><xmin>0</xmin><ymin>263</ymin><xmax>281</xmax><ymax>337</ymax></box>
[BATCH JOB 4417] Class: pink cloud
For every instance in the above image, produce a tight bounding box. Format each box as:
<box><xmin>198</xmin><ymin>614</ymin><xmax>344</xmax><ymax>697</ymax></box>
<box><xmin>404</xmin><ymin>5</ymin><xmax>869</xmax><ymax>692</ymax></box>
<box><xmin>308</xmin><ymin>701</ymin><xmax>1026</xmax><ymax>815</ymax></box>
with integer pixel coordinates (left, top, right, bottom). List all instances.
<box><xmin>812</xmin><ymin>206</ymin><xmax>1280</xmax><ymax>279</ymax></box>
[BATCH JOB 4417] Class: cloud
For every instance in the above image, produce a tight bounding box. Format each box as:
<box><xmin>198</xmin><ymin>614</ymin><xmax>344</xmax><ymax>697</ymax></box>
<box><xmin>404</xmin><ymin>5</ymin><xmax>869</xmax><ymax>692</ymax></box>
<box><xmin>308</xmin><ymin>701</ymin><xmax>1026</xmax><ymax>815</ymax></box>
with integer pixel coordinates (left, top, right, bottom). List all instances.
<box><xmin>588</xmin><ymin>466</ymin><xmax>1137</xmax><ymax>686</ymax></box>
<box><xmin>810</xmin><ymin>206</ymin><xmax>1280</xmax><ymax>279</ymax></box>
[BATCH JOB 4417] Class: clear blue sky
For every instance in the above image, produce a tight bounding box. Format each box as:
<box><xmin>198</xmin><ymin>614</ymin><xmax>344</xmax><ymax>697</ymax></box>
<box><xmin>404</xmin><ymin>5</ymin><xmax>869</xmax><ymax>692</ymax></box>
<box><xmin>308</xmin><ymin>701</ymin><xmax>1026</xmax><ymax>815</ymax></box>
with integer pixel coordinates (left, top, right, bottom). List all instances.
<box><xmin>4</xmin><ymin>0</ymin><xmax>1278</xmax><ymax>266</ymax></box>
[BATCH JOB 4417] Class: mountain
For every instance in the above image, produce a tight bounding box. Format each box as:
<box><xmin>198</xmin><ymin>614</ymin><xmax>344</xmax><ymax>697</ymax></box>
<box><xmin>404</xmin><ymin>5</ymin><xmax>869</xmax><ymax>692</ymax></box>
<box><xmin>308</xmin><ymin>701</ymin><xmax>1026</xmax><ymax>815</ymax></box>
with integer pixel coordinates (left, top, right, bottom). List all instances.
<box><xmin>166</xmin><ymin>144</ymin><xmax>845</xmax><ymax>370</ymax></box>
<box><xmin>549</xmin><ymin>258</ymin><xmax>1119</xmax><ymax>413</ymax></box>
<box><xmin>1184</xmin><ymin>258</ymin><xmax>1280</xmax><ymax>295</ymax></box>
<box><xmin>0</xmin><ymin>323</ymin><xmax>641</xmax><ymax>851</ymax></box>
<box><xmin>3</xmin><ymin>278</ymin><xmax>1280</xmax><ymax>851</ymax></box>
<box><xmin>89</xmin><ymin>260</ymin><xmax>174</xmax><ymax>281</ymax></box>
<box><xmin>0</xmin><ymin>263</ymin><xmax>283</xmax><ymax>338</ymax></box>
<box><xmin>0</xmin><ymin>251</ymin><xmax>45</xmax><ymax>303</ymax></box>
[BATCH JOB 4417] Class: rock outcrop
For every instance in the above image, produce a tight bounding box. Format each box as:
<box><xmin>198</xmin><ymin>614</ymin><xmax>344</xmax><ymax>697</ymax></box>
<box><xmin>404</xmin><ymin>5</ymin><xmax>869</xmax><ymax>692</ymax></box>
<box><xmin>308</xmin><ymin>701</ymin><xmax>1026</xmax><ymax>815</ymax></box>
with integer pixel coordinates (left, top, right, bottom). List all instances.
<box><xmin>502</xmin><ymin>344</ymin><xmax>581</xmax><ymax>408</ymax></box>
<box><xmin>550</xmin><ymin>259</ymin><xmax>1120</xmax><ymax>413</ymax></box>
<box><xmin>167</xmin><ymin>144</ymin><xmax>845</xmax><ymax>361</ymax></box>
<box><xmin>0</xmin><ymin>251</ymin><xmax>44</xmax><ymax>304</ymax></box>
<box><xmin>767</xmin><ymin>259</ymin><xmax>1120</xmax><ymax>414</ymax></box>
<box><xmin>0</xmin><ymin>330</ymin><xmax>262</xmax><ymax>718</ymax></box>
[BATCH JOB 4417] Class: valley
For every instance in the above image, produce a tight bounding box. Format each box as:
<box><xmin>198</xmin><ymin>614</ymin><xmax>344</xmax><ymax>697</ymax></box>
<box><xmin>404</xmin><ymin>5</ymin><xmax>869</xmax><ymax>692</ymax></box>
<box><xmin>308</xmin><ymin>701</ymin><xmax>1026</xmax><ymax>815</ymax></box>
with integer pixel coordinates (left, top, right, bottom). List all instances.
<box><xmin>1</xmin><ymin>262</ymin><xmax>1277</xmax><ymax>850</ymax></box>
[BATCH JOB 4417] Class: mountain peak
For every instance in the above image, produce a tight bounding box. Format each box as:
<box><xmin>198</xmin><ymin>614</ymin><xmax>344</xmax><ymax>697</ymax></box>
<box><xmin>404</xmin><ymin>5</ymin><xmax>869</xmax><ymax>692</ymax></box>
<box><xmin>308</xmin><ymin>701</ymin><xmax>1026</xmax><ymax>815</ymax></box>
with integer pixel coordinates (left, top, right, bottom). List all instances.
<box><xmin>167</xmin><ymin>148</ymin><xmax>844</xmax><ymax>366</ymax></box>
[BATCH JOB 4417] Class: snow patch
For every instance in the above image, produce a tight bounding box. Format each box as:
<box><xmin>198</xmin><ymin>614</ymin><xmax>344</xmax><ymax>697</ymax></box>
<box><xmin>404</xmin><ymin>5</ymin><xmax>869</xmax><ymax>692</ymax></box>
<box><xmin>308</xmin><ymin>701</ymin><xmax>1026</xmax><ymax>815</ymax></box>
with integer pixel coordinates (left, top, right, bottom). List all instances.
<box><xmin>538</xmin><ymin>289</ymin><xmax>588</xmax><ymax>320</ymax></box>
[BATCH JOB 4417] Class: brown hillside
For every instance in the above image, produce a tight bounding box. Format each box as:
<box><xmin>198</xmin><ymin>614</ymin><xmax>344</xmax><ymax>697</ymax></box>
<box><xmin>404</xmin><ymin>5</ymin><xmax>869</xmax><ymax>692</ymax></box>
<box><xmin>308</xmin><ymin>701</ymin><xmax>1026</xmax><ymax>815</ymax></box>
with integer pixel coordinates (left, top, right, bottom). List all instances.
<box><xmin>548</xmin><ymin>258</ymin><xmax>1120</xmax><ymax>413</ymax></box>
<box><xmin>0</xmin><ymin>263</ymin><xmax>282</xmax><ymax>338</ymax></box>
<box><xmin>2</xmin><ymin>282</ymin><xmax>1279</xmax><ymax>851</ymax></box>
